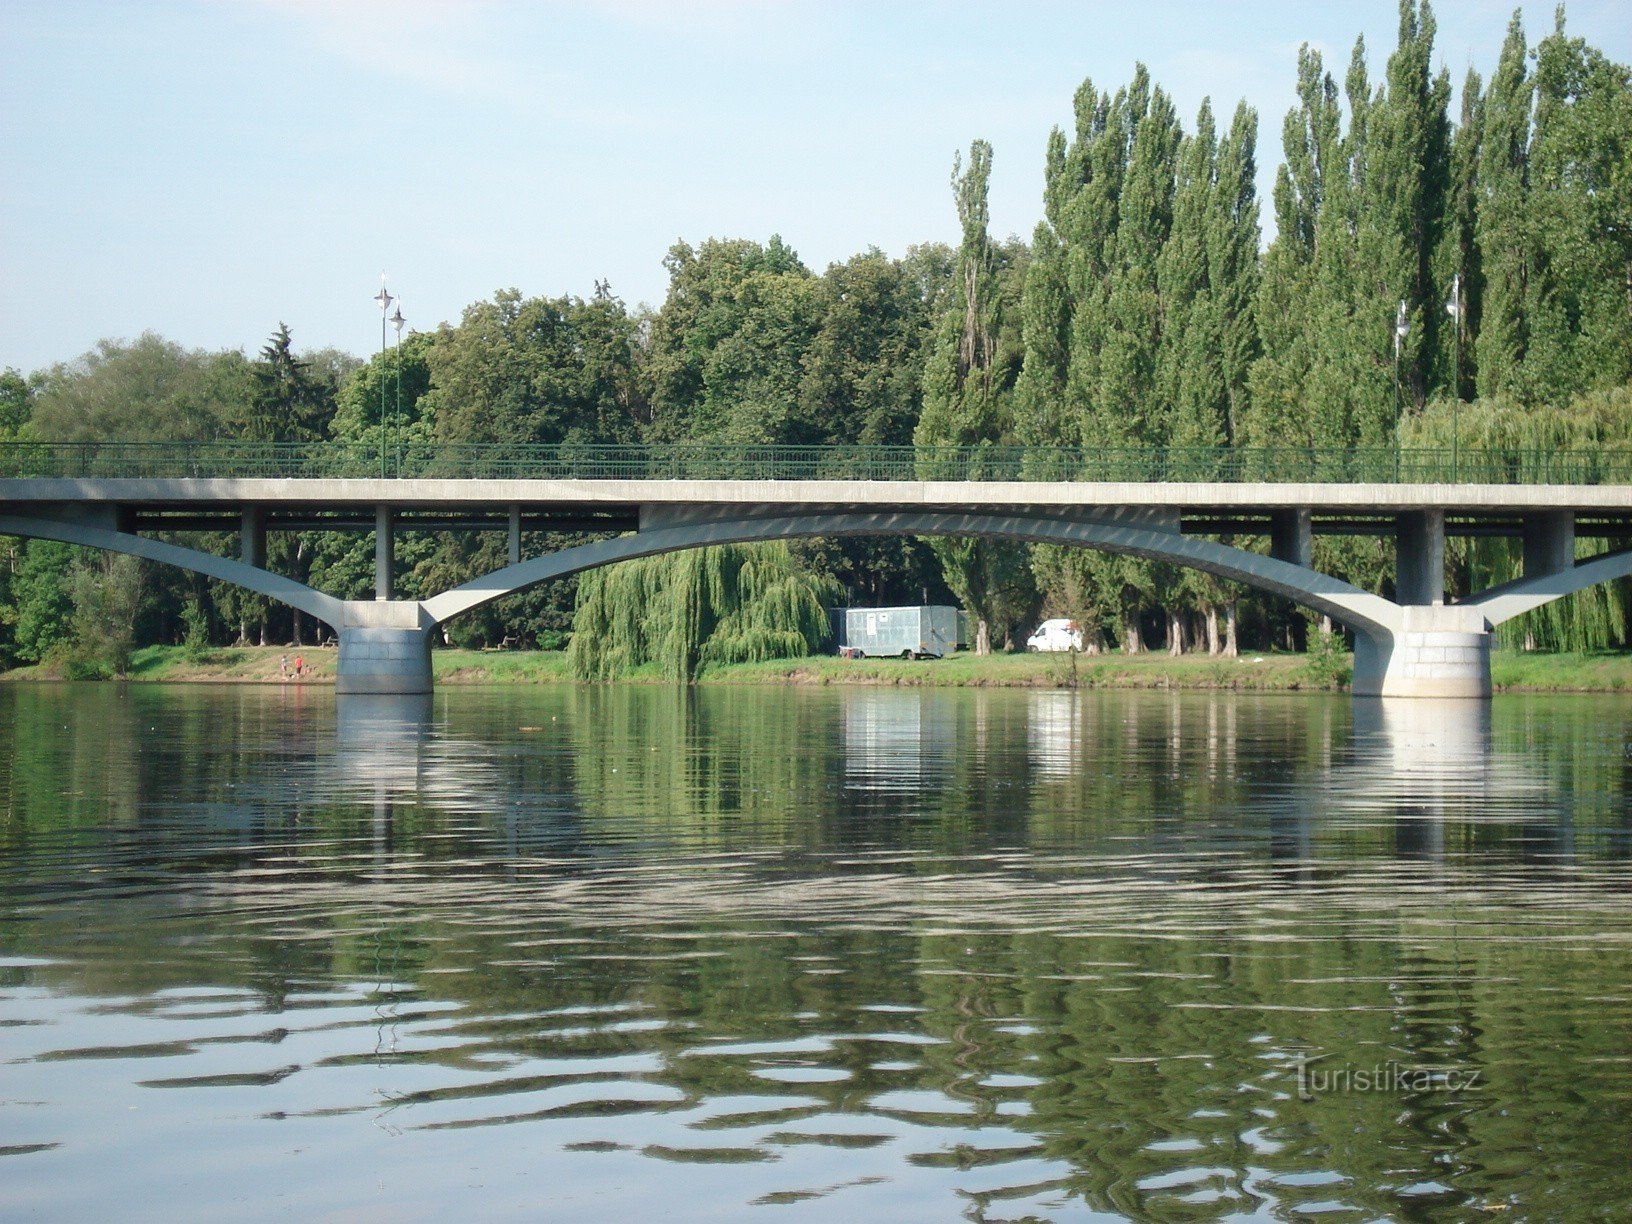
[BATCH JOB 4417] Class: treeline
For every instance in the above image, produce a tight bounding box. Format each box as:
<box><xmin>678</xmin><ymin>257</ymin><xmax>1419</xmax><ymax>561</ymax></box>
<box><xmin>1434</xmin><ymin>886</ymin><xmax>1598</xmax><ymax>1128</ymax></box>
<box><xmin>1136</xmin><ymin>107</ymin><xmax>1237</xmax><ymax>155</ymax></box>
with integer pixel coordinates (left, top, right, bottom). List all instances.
<box><xmin>2</xmin><ymin>2</ymin><xmax>1630</xmax><ymax>675</ymax></box>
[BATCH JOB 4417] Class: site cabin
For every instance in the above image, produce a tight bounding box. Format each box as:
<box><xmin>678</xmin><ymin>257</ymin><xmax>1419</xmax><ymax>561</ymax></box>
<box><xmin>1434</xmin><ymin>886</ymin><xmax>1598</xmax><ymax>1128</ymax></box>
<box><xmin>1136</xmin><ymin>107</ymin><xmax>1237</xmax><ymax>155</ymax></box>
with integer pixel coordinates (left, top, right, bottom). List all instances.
<box><xmin>835</xmin><ymin>606</ymin><xmax>967</xmax><ymax>659</ymax></box>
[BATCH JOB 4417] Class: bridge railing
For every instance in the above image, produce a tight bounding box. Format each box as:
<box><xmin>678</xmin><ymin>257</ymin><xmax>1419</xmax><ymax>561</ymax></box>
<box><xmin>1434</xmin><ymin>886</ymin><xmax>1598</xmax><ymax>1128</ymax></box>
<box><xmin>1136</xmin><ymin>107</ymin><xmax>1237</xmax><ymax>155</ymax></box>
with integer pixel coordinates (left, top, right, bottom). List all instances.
<box><xmin>2</xmin><ymin>441</ymin><xmax>1632</xmax><ymax>484</ymax></box>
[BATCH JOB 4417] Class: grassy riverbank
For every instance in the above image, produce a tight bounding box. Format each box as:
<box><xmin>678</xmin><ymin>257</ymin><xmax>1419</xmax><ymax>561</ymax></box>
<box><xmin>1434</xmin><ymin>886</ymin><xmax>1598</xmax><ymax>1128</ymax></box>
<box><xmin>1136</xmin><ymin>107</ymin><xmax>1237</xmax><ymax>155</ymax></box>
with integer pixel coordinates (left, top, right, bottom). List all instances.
<box><xmin>5</xmin><ymin>644</ymin><xmax>1632</xmax><ymax>691</ymax></box>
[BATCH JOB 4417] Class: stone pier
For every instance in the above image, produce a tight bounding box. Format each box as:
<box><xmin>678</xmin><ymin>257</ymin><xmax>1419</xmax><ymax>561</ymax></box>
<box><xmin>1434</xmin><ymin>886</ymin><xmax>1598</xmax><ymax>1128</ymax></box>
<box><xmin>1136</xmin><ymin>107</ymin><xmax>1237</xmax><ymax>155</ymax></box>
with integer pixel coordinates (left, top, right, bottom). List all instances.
<box><xmin>1352</xmin><ymin>606</ymin><xmax>1492</xmax><ymax>699</ymax></box>
<box><xmin>335</xmin><ymin>600</ymin><xmax>433</xmax><ymax>695</ymax></box>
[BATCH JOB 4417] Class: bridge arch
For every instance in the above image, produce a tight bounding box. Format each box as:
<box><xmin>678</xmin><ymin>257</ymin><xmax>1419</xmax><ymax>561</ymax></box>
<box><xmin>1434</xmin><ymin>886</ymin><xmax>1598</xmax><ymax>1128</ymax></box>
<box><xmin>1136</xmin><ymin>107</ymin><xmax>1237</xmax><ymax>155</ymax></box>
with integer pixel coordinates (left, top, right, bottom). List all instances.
<box><xmin>0</xmin><ymin>510</ymin><xmax>344</xmax><ymax>627</ymax></box>
<box><xmin>10</xmin><ymin>503</ymin><xmax>1630</xmax><ymax>698</ymax></box>
<box><xmin>421</xmin><ymin>509</ymin><xmax>1404</xmax><ymax>640</ymax></box>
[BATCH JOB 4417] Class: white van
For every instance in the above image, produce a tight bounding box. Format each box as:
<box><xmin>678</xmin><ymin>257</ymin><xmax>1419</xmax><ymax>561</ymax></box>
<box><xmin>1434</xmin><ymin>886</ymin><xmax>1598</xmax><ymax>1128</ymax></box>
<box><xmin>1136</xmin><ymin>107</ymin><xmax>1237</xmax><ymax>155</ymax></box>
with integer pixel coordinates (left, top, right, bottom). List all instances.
<box><xmin>1025</xmin><ymin>619</ymin><xmax>1083</xmax><ymax>652</ymax></box>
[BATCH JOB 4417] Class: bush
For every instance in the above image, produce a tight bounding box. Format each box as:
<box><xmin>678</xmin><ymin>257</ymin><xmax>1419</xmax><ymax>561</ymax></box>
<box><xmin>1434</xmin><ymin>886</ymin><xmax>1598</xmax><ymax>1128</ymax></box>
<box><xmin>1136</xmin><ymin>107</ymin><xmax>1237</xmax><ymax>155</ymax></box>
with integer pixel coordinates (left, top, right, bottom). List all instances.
<box><xmin>1301</xmin><ymin>627</ymin><xmax>1352</xmax><ymax>689</ymax></box>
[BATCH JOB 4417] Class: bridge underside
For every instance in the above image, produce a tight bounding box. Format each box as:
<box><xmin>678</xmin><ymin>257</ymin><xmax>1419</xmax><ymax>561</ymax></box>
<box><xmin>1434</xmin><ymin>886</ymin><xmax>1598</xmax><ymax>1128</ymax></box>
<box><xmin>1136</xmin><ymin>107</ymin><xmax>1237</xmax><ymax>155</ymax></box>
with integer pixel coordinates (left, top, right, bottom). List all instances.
<box><xmin>2</xmin><ymin>483</ymin><xmax>1631</xmax><ymax>699</ymax></box>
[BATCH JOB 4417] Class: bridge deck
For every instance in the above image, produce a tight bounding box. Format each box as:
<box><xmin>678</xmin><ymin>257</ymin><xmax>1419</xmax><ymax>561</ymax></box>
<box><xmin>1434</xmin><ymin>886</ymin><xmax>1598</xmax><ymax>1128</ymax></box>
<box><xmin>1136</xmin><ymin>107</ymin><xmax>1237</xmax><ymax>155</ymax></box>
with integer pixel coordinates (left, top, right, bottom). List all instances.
<box><xmin>5</xmin><ymin>477</ymin><xmax>1632</xmax><ymax>516</ymax></box>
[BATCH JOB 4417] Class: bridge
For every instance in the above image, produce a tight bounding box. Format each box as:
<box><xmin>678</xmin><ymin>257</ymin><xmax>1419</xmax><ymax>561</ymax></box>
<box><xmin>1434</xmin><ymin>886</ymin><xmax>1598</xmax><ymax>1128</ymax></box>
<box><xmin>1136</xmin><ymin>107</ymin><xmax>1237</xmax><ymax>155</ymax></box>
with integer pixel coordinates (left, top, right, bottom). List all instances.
<box><xmin>3</xmin><ymin>441</ymin><xmax>1631</xmax><ymax>699</ymax></box>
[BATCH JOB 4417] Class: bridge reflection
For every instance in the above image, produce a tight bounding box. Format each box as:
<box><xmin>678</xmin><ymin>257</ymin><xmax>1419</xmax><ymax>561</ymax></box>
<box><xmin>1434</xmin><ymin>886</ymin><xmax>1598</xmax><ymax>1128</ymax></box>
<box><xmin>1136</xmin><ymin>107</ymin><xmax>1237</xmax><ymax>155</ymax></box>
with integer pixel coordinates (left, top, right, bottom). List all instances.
<box><xmin>308</xmin><ymin>686</ymin><xmax>1602</xmax><ymax>873</ymax></box>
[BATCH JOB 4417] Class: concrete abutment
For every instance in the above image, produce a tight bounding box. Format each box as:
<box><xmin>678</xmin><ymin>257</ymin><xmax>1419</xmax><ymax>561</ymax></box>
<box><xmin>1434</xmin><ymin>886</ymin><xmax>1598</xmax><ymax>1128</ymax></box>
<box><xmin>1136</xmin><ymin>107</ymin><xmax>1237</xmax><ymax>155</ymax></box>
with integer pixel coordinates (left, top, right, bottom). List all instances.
<box><xmin>1352</xmin><ymin>606</ymin><xmax>1492</xmax><ymax>699</ymax></box>
<box><xmin>335</xmin><ymin>601</ymin><xmax>433</xmax><ymax>695</ymax></box>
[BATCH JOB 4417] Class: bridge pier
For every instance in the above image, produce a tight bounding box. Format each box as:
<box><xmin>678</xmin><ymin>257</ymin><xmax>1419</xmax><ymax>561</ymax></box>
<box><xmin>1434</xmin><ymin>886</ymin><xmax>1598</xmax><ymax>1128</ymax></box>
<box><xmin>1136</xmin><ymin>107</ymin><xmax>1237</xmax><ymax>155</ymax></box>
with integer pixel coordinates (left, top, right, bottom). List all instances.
<box><xmin>1353</xmin><ymin>606</ymin><xmax>1492</xmax><ymax>699</ymax></box>
<box><xmin>335</xmin><ymin>600</ymin><xmax>433</xmax><ymax>695</ymax></box>
<box><xmin>1351</xmin><ymin>513</ymin><xmax>1491</xmax><ymax>698</ymax></box>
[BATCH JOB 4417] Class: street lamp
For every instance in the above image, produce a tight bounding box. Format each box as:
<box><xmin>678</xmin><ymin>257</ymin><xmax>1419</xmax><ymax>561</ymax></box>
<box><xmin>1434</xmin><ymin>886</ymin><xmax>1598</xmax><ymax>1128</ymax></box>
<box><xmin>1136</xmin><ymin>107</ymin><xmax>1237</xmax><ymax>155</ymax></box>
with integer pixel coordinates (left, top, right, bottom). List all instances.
<box><xmin>1445</xmin><ymin>273</ymin><xmax>1462</xmax><ymax>482</ymax></box>
<box><xmin>389</xmin><ymin>301</ymin><xmax>406</xmax><ymax>475</ymax></box>
<box><xmin>374</xmin><ymin>276</ymin><xmax>393</xmax><ymax>480</ymax></box>
<box><xmin>1393</xmin><ymin>298</ymin><xmax>1410</xmax><ymax>428</ymax></box>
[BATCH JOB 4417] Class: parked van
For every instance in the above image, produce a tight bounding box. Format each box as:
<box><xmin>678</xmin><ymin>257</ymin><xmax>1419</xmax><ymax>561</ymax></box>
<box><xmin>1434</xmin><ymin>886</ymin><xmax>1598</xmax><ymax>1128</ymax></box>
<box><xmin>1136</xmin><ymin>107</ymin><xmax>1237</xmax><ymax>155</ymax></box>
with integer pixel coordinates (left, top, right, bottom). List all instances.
<box><xmin>1025</xmin><ymin>618</ymin><xmax>1084</xmax><ymax>652</ymax></box>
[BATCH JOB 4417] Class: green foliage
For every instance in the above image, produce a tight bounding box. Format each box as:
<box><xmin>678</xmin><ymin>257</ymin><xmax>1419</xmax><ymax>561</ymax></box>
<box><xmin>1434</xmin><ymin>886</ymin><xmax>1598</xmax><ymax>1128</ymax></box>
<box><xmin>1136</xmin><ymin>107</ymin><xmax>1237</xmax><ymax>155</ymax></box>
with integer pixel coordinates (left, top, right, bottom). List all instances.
<box><xmin>423</xmin><ymin>289</ymin><xmax>642</xmax><ymax>446</ymax></box>
<box><xmin>60</xmin><ymin>554</ymin><xmax>144</xmax><ymax>678</ymax></box>
<box><xmin>12</xmin><ymin>541</ymin><xmax>78</xmax><ymax>663</ymax></box>
<box><xmin>29</xmin><ymin>333</ymin><xmax>253</xmax><ymax>441</ymax></box>
<box><xmin>180</xmin><ymin>599</ymin><xmax>215</xmax><ymax>663</ymax></box>
<box><xmin>1301</xmin><ymin>627</ymin><xmax>1353</xmax><ymax>689</ymax></box>
<box><xmin>646</xmin><ymin>237</ymin><xmax>820</xmax><ymax>443</ymax></box>
<box><xmin>569</xmin><ymin>544</ymin><xmax>840</xmax><ymax>683</ymax></box>
<box><xmin>914</xmin><ymin>141</ymin><xmax>1036</xmax><ymax>652</ymax></box>
<box><xmin>237</xmin><ymin>324</ymin><xmax>332</xmax><ymax>442</ymax></box>
<box><xmin>0</xmin><ymin>368</ymin><xmax>34</xmax><ymax>439</ymax></box>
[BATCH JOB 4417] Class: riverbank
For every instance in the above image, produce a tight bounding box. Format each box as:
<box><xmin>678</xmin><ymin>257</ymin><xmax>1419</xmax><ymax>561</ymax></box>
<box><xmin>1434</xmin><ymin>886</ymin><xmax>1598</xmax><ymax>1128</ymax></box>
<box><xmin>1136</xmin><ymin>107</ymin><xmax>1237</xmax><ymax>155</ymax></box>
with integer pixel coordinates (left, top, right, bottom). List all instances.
<box><xmin>4</xmin><ymin>644</ymin><xmax>1632</xmax><ymax>691</ymax></box>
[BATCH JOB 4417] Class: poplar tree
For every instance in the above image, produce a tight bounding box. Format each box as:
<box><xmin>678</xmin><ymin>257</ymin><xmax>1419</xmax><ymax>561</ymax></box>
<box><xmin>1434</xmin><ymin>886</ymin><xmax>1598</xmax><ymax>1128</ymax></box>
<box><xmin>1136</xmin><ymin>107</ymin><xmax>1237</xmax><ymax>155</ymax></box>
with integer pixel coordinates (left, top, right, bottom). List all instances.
<box><xmin>1521</xmin><ymin>11</ymin><xmax>1632</xmax><ymax>402</ymax></box>
<box><xmin>1438</xmin><ymin>67</ymin><xmax>1484</xmax><ymax>401</ymax></box>
<box><xmin>1475</xmin><ymin>13</ymin><xmax>1532</xmax><ymax>401</ymax></box>
<box><xmin>1243</xmin><ymin>45</ymin><xmax>1342</xmax><ymax>448</ymax></box>
<box><xmin>914</xmin><ymin>141</ymin><xmax>1035</xmax><ymax>653</ymax></box>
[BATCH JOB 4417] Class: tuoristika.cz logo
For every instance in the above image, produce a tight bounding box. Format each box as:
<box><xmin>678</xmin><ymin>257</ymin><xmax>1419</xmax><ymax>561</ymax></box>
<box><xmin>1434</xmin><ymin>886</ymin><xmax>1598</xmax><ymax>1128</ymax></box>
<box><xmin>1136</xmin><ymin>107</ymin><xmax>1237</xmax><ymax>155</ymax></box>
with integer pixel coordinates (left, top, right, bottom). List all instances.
<box><xmin>1294</xmin><ymin>1053</ymin><xmax>1483</xmax><ymax>1101</ymax></box>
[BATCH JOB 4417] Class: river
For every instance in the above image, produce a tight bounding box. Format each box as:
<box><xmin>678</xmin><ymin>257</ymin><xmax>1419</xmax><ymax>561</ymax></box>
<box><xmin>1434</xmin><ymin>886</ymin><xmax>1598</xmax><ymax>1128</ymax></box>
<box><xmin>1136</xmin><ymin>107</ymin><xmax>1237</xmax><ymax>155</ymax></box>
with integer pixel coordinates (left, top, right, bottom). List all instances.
<box><xmin>2</xmin><ymin>683</ymin><xmax>1629</xmax><ymax>1220</ymax></box>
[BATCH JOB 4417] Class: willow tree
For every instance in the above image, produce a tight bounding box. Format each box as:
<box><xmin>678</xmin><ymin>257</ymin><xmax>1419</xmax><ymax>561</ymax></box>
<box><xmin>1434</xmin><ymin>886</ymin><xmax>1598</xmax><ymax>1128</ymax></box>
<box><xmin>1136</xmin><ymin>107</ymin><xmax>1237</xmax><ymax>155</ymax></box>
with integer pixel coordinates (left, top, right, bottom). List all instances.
<box><xmin>568</xmin><ymin>544</ymin><xmax>840</xmax><ymax>683</ymax></box>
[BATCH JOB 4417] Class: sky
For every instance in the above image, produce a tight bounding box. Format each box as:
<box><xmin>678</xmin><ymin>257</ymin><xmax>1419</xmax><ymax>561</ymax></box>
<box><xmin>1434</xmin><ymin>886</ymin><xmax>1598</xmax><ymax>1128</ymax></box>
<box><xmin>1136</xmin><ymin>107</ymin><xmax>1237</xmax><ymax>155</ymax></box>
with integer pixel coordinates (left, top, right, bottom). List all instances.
<box><xmin>3</xmin><ymin>0</ymin><xmax>1630</xmax><ymax>375</ymax></box>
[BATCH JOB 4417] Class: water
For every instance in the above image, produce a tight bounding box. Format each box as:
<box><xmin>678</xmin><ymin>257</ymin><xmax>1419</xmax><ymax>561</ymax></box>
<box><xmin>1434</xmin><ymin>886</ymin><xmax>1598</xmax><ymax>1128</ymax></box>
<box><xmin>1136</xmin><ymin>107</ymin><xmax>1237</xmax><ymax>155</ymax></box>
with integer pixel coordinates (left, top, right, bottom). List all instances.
<box><xmin>2</xmin><ymin>682</ymin><xmax>1630</xmax><ymax>1221</ymax></box>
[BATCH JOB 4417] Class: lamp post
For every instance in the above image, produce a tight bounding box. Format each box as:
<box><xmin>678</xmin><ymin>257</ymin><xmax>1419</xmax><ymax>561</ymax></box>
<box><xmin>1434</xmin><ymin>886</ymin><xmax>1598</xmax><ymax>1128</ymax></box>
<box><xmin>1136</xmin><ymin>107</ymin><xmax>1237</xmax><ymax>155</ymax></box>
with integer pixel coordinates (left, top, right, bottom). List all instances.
<box><xmin>1445</xmin><ymin>273</ymin><xmax>1462</xmax><ymax>482</ymax></box>
<box><xmin>1393</xmin><ymin>297</ymin><xmax>1410</xmax><ymax>441</ymax></box>
<box><xmin>389</xmin><ymin>302</ymin><xmax>405</xmax><ymax>476</ymax></box>
<box><xmin>373</xmin><ymin>276</ymin><xmax>393</xmax><ymax>480</ymax></box>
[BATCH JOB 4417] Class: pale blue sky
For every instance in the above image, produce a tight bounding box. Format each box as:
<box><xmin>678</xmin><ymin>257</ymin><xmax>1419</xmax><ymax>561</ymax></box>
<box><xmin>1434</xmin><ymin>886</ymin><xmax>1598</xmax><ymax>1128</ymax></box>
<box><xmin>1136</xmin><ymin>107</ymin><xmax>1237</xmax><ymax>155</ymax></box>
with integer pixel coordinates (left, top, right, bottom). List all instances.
<box><xmin>3</xmin><ymin>0</ymin><xmax>1628</xmax><ymax>374</ymax></box>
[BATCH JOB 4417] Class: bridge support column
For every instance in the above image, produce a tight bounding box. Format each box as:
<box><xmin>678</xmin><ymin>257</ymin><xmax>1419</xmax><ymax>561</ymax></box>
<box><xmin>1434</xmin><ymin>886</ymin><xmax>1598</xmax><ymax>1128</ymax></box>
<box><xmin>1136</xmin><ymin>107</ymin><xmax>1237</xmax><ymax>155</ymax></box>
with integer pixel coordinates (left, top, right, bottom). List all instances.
<box><xmin>1353</xmin><ymin>605</ymin><xmax>1491</xmax><ymax>699</ymax></box>
<box><xmin>375</xmin><ymin>506</ymin><xmax>393</xmax><ymax>601</ymax></box>
<box><xmin>1396</xmin><ymin>510</ymin><xmax>1446</xmax><ymax>606</ymax></box>
<box><xmin>1523</xmin><ymin>511</ymin><xmax>1575</xmax><ymax>577</ymax></box>
<box><xmin>336</xmin><ymin>600</ymin><xmax>432</xmax><ymax>696</ymax></box>
<box><xmin>1270</xmin><ymin>508</ymin><xmax>1313</xmax><ymax>568</ymax></box>
<box><xmin>508</xmin><ymin>503</ymin><xmax>522</xmax><ymax>566</ymax></box>
<box><xmin>240</xmin><ymin>507</ymin><xmax>266</xmax><ymax>569</ymax></box>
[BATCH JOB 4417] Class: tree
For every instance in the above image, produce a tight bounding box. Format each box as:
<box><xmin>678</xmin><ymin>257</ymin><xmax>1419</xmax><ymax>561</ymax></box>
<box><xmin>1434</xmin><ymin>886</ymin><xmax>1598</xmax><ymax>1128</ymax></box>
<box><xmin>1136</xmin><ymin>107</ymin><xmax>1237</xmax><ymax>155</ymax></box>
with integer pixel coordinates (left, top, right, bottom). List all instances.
<box><xmin>0</xmin><ymin>368</ymin><xmax>33</xmax><ymax>439</ymax></box>
<box><xmin>914</xmin><ymin>141</ymin><xmax>1036</xmax><ymax>653</ymax></box>
<box><xmin>28</xmin><ymin>334</ymin><xmax>252</xmax><ymax>441</ymax></box>
<box><xmin>1519</xmin><ymin>12</ymin><xmax>1632</xmax><ymax>402</ymax></box>
<box><xmin>67</xmin><ymin>554</ymin><xmax>144</xmax><ymax>678</ymax></box>
<box><xmin>10</xmin><ymin>541</ymin><xmax>78</xmax><ymax>663</ymax></box>
<box><xmin>645</xmin><ymin>237</ymin><xmax>820</xmax><ymax>443</ymax></box>
<box><xmin>238</xmin><ymin>324</ymin><xmax>334</xmax><ymax>442</ymax></box>
<box><xmin>569</xmin><ymin>544</ymin><xmax>839</xmax><ymax>682</ymax></box>
<box><xmin>1475</xmin><ymin>13</ymin><xmax>1532</xmax><ymax>401</ymax></box>
<box><xmin>422</xmin><ymin>289</ymin><xmax>642</xmax><ymax>447</ymax></box>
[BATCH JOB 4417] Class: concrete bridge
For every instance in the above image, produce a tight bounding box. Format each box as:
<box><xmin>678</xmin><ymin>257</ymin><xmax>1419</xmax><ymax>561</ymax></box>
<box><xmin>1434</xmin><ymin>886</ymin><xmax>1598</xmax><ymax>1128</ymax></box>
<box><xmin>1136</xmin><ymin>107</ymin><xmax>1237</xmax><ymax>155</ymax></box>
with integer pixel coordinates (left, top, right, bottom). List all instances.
<box><xmin>3</xmin><ymin>443</ymin><xmax>1631</xmax><ymax>698</ymax></box>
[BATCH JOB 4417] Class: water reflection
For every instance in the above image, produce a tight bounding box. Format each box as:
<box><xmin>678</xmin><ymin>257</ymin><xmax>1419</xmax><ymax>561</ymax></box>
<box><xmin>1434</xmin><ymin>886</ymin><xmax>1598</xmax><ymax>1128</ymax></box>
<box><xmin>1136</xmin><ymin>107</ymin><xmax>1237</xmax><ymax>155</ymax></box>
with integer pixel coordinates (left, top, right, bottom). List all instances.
<box><xmin>2</xmin><ymin>685</ymin><xmax>1631</xmax><ymax>1220</ymax></box>
<box><xmin>841</xmin><ymin>690</ymin><xmax>959</xmax><ymax>794</ymax></box>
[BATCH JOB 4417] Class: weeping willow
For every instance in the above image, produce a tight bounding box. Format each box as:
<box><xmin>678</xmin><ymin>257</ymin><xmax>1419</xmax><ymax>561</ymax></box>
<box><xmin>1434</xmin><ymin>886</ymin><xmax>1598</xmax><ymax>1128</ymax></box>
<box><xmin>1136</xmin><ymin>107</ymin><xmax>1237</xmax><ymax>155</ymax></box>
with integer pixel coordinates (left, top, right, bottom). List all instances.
<box><xmin>1403</xmin><ymin>388</ymin><xmax>1632</xmax><ymax>651</ymax></box>
<box><xmin>568</xmin><ymin>543</ymin><xmax>842</xmax><ymax>682</ymax></box>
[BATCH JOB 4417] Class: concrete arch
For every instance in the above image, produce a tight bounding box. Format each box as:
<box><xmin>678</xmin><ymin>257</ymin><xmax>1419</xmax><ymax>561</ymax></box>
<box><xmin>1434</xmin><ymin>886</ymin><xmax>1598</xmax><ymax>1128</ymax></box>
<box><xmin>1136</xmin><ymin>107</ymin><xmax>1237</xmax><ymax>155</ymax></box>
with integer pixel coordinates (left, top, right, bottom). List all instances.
<box><xmin>0</xmin><ymin>511</ymin><xmax>345</xmax><ymax>628</ymax></box>
<box><xmin>1466</xmin><ymin>546</ymin><xmax>1632</xmax><ymax>626</ymax></box>
<box><xmin>421</xmin><ymin>509</ymin><xmax>1405</xmax><ymax>639</ymax></box>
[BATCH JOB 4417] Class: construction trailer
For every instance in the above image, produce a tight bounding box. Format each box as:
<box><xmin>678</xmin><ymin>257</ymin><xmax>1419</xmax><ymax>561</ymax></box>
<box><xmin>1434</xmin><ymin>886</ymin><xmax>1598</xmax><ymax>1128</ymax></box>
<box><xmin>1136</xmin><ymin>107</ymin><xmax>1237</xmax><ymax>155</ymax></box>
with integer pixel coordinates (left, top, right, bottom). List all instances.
<box><xmin>834</xmin><ymin>606</ymin><xmax>966</xmax><ymax>659</ymax></box>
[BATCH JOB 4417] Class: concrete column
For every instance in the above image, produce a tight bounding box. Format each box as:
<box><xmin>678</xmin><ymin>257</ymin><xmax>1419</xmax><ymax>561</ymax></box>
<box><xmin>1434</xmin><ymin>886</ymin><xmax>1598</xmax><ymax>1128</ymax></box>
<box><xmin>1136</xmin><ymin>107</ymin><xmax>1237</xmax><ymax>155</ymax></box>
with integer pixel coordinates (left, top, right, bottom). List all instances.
<box><xmin>1523</xmin><ymin>510</ymin><xmax>1575</xmax><ymax>578</ymax></box>
<box><xmin>1270</xmin><ymin>508</ymin><xmax>1314</xmax><ymax>569</ymax></box>
<box><xmin>1352</xmin><ymin>606</ymin><xmax>1491</xmax><ymax>699</ymax></box>
<box><xmin>1395</xmin><ymin>510</ymin><xmax>1445</xmax><ymax>607</ymax></box>
<box><xmin>375</xmin><ymin>505</ymin><xmax>393</xmax><ymax>602</ymax></box>
<box><xmin>240</xmin><ymin>506</ymin><xmax>267</xmax><ymax>569</ymax></box>
<box><xmin>336</xmin><ymin>600</ymin><xmax>432</xmax><ymax>695</ymax></box>
<box><xmin>508</xmin><ymin>503</ymin><xmax>522</xmax><ymax>566</ymax></box>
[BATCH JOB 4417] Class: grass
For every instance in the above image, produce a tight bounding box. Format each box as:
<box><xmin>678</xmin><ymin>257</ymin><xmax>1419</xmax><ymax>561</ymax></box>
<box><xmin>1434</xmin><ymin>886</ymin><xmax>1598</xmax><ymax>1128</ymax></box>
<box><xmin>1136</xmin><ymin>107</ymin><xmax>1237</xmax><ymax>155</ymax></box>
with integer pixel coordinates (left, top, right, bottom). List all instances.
<box><xmin>695</xmin><ymin>650</ymin><xmax>1322</xmax><ymax>690</ymax></box>
<box><xmin>1489</xmin><ymin>648</ymin><xmax>1632</xmax><ymax>692</ymax></box>
<box><xmin>5</xmin><ymin>643</ymin><xmax>1632</xmax><ymax>692</ymax></box>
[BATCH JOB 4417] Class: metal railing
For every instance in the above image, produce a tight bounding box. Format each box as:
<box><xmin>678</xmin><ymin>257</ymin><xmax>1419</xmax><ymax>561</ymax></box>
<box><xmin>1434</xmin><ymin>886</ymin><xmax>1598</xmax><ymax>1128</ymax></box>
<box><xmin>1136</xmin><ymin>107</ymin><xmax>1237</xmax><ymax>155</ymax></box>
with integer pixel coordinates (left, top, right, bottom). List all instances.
<box><xmin>2</xmin><ymin>441</ymin><xmax>1631</xmax><ymax>484</ymax></box>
